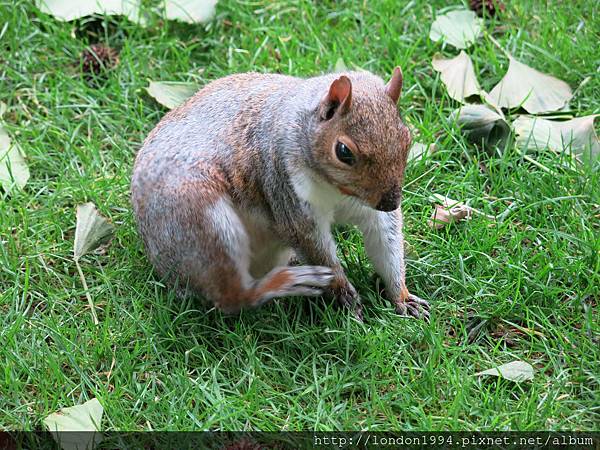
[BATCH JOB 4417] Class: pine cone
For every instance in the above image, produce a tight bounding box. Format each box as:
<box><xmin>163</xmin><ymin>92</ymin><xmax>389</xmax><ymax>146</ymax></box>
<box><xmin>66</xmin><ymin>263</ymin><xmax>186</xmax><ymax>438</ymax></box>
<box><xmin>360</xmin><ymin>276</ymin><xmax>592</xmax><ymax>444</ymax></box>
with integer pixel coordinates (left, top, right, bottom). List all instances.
<box><xmin>469</xmin><ymin>0</ymin><xmax>505</xmax><ymax>17</ymax></box>
<box><xmin>80</xmin><ymin>44</ymin><xmax>119</xmax><ymax>74</ymax></box>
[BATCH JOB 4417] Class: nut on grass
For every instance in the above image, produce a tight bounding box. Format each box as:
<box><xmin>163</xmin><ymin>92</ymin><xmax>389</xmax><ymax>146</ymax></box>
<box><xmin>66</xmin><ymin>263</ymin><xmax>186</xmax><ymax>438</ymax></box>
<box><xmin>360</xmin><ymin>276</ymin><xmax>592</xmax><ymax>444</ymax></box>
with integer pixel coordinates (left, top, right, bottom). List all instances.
<box><xmin>428</xmin><ymin>194</ymin><xmax>496</xmax><ymax>230</ymax></box>
<box><xmin>80</xmin><ymin>44</ymin><xmax>119</xmax><ymax>75</ymax></box>
<box><xmin>469</xmin><ymin>0</ymin><xmax>505</xmax><ymax>17</ymax></box>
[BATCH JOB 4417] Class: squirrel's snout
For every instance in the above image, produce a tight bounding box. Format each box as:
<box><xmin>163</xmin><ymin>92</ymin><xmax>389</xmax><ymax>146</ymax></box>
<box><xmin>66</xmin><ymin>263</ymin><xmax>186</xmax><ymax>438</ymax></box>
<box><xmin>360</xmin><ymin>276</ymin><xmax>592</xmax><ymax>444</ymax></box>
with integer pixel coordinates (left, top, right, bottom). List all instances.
<box><xmin>375</xmin><ymin>186</ymin><xmax>401</xmax><ymax>212</ymax></box>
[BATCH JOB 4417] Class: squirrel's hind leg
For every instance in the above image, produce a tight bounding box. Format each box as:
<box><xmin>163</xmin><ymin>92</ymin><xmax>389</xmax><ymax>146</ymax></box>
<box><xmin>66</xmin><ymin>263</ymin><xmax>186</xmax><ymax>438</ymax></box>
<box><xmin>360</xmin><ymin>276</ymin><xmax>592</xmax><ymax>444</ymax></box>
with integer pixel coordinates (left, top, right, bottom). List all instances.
<box><xmin>185</xmin><ymin>197</ymin><xmax>334</xmax><ymax>312</ymax></box>
<box><xmin>246</xmin><ymin>265</ymin><xmax>334</xmax><ymax>310</ymax></box>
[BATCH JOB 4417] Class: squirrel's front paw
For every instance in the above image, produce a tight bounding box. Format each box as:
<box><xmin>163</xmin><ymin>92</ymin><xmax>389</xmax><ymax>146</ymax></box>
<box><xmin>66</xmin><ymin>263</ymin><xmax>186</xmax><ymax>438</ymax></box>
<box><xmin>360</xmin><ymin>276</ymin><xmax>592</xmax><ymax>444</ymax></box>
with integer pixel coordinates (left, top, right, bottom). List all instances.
<box><xmin>395</xmin><ymin>293</ymin><xmax>430</xmax><ymax>321</ymax></box>
<box><xmin>328</xmin><ymin>281</ymin><xmax>363</xmax><ymax>321</ymax></box>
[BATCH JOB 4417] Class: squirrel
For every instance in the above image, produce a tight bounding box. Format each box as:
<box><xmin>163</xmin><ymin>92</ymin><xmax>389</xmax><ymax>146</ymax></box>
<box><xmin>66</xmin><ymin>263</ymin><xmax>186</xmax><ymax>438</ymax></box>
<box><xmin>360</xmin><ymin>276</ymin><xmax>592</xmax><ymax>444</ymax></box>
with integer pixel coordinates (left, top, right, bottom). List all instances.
<box><xmin>131</xmin><ymin>67</ymin><xmax>430</xmax><ymax>321</ymax></box>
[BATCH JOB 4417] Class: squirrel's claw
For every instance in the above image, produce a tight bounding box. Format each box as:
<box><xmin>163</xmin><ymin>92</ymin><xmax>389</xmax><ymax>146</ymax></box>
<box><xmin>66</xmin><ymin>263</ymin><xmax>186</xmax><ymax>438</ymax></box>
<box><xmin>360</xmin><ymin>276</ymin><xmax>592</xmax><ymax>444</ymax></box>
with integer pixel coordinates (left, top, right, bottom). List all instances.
<box><xmin>354</xmin><ymin>303</ymin><xmax>364</xmax><ymax>322</ymax></box>
<box><xmin>395</xmin><ymin>294</ymin><xmax>430</xmax><ymax>321</ymax></box>
<box><xmin>329</xmin><ymin>282</ymin><xmax>363</xmax><ymax>322</ymax></box>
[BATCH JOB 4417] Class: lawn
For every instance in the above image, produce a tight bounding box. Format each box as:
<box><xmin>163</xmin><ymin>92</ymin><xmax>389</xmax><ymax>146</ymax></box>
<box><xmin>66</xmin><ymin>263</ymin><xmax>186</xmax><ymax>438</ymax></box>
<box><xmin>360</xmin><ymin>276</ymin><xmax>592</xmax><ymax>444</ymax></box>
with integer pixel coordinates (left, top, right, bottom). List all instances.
<box><xmin>1</xmin><ymin>0</ymin><xmax>599</xmax><ymax>431</ymax></box>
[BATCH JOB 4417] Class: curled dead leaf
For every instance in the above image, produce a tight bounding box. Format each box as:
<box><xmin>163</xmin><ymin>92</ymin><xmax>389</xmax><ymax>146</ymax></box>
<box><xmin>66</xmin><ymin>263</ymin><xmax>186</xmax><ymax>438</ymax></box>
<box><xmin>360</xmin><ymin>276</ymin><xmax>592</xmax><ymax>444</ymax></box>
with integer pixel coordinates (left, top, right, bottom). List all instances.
<box><xmin>73</xmin><ymin>203</ymin><xmax>114</xmax><ymax>325</ymax></box>
<box><xmin>514</xmin><ymin>114</ymin><xmax>599</xmax><ymax>165</ymax></box>
<box><xmin>334</xmin><ymin>57</ymin><xmax>347</xmax><ymax>72</ymax></box>
<box><xmin>453</xmin><ymin>104</ymin><xmax>510</xmax><ymax>151</ymax></box>
<box><xmin>428</xmin><ymin>203</ymin><xmax>471</xmax><ymax>229</ymax></box>
<box><xmin>408</xmin><ymin>142</ymin><xmax>436</xmax><ymax>163</ymax></box>
<box><xmin>428</xmin><ymin>194</ymin><xmax>495</xmax><ymax>229</ymax></box>
<box><xmin>74</xmin><ymin>203</ymin><xmax>114</xmax><ymax>261</ymax></box>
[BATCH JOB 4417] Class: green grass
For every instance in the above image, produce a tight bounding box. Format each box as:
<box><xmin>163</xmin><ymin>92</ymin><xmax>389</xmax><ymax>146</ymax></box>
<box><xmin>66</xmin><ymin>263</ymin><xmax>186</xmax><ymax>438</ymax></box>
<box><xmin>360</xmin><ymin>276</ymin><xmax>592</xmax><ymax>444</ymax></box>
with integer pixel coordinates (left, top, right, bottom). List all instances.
<box><xmin>1</xmin><ymin>0</ymin><xmax>599</xmax><ymax>431</ymax></box>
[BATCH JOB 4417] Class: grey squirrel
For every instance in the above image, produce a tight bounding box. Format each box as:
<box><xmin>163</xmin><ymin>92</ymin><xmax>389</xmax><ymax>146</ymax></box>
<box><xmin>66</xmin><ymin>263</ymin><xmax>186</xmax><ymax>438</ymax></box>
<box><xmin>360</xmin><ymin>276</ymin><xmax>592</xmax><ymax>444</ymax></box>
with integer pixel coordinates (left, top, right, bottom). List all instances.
<box><xmin>131</xmin><ymin>68</ymin><xmax>429</xmax><ymax>320</ymax></box>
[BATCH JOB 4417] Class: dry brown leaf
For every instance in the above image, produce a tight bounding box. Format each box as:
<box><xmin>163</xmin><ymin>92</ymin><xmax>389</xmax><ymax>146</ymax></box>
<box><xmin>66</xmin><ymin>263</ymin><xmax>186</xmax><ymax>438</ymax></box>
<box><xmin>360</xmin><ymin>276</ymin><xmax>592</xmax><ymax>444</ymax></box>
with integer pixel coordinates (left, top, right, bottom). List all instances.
<box><xmin>428</xmin><ymin>203</ymin><xmax>471</xmax><ymax>229</ymax></box>
<box><xmin>453</xmin><ymin>104</ymin><xmax>510</xmax><ymax>151</ymax></box>
<box><xmin>429</xmin><ymin>9</ymin><xmax>483</xmax><ymax>49</ymax></box>
<box><xmin>428</xmin><ymin>194</ymin><xmax>494</xmax><ymax>229</ymax></box>
<box><xmin>488</xmin><ymin>57</ymin><xmax>573</xmax><ymax>113</ymax></box>
<box><xmin>432</xmin><ymin>51</ymin><xmax>482</xmax><ymax>102</ymax></box>
<box><xmin>514</xmin><ymin>114</ymin><xmax>600</xmax><ymax>165</ymax></box>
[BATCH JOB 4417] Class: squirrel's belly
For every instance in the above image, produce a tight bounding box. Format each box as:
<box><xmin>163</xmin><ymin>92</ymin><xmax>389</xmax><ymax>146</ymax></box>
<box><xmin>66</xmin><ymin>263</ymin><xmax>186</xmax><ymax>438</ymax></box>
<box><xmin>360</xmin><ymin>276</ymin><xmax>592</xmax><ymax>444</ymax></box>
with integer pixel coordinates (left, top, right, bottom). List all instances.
<box><xmin>236</xmin><ymin>206</ymin><xmax>290</xmax><ymax>278</ymax></box>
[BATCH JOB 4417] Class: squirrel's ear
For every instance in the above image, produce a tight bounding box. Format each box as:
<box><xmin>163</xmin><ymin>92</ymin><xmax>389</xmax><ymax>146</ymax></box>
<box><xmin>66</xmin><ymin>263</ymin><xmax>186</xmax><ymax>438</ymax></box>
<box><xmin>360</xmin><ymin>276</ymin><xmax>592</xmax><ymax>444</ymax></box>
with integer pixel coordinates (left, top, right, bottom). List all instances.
<box><xmin>320</xmin><ymin>75</ymin><xmax>352</xmax><ymax>120</ymax></box>
<box><xmin>385</xmin><ymin>66</ymin><xmax>403</xmax><ymax>104</ymax></box>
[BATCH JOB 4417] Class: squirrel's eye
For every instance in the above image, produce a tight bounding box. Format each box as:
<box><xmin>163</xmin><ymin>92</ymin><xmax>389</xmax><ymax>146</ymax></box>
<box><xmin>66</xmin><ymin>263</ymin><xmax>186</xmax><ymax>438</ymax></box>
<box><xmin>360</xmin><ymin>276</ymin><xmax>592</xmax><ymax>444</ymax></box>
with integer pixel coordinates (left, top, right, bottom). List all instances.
<box><xmin>335</xmin><ymin>141</ymin><xmax>355</xmax><ymax>166</ymax></box>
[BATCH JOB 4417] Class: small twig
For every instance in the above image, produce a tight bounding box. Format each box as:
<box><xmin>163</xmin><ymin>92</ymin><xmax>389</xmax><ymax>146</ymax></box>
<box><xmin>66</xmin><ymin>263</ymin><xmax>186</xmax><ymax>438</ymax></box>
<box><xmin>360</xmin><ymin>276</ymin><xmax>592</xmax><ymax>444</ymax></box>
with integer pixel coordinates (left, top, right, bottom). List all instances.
<box><xmin>106</xmin><ymin>345</ymin><xmax>117</xmax><ymax>383</ymax></box>
<box><xmin>523</xmin><ymin>154</ymin><xmax>558</xmax><ymax>175</ymax></box>
<box><xmin>75</xmin><ymin>259</ymin><xmax>99</xmax><ymax>325</ymax></box>
<box><xmin>487</xmin><ymin>34</ymin><xmax>511</xmax><ymax>59</ymax></box>
<box><xmin>497</xmin><ymin>201</ymin><xmax>519</xmax><ymax>223</ymax></box>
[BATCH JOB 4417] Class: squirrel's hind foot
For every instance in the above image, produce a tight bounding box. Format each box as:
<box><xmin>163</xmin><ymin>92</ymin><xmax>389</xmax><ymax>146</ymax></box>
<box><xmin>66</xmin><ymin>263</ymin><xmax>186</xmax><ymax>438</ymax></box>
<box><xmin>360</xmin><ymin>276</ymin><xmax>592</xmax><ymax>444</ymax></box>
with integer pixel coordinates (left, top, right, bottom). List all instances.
<box><xmin>251</xmin><ymin>265</ymin><xmax>335</xmax><ymax>308</ymax></box>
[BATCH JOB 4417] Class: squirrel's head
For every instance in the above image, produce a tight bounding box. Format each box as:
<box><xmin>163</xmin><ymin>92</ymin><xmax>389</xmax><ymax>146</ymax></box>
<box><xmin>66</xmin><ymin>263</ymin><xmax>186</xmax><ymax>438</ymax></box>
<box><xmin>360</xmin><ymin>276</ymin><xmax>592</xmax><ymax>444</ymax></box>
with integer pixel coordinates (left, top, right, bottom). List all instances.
<box><xmin>310</xmin><ymin>68</ymin><xmax>411</xmax><ymax>212</ymax></box>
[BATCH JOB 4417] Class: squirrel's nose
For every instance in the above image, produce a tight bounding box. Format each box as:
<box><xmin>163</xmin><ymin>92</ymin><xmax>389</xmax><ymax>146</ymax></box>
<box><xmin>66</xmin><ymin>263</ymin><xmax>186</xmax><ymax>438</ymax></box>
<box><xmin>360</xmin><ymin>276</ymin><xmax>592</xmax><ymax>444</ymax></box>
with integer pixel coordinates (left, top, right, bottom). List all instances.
<box><xmin>375</xmin><ymin>185</ymin><xmax>401</xmax><ymax>212</ymax></box>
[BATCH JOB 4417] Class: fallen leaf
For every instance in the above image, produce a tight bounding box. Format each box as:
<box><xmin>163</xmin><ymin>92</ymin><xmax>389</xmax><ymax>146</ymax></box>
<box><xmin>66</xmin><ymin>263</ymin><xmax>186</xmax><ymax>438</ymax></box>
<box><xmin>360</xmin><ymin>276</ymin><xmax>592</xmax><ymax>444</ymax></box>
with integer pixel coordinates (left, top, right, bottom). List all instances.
<box><xmin>428</xmin><ymin>195</ymin><xmax>471</xmax><ymax>229</ymax></box>
<box><xmin>453</xmin><ymin>104</ymin><xmax>510</xmax><ymax>150</ymax></box>
<box><xmin>475</xmin><ymin>360</ymin><xmax>534</xmax><ymax>382</ymax></box>
<box><xmin>163</xmin><ymin>0</ymin><xmax>218</xmax><ymax>23</ymax></box>
<box><xmin>488</xmin><ymin>57</ymin><xmax>573</xmax><ymax>113</ymax></box>
<box><xmin>37</xmin><ymin>0</ymin><xmax>142</xmax><ymax>23</ymax></box>
<box><xmin>432</xmin><ymin>51</ymin><xmax>482</xmax><ymax>102</ymax></box>
<box><xmin>146</xmin><ymin>81</ymin><xmax>198</xmax><ymax>109</ymax></box>
<box><xmin>0</xmin><ymin>124</ymin><xmax>30</xmax><ymax>192</ymax></box>
<box><xmin>408</xmin><ymin>142</ymin><xmax>436</xmax><ymax>162</ymax></box>
<box><xmin>514</xmin><ymin>115</ymin><xmax>600</xmax><ymax>164</ymax></box>
<box><xmin>74</xmin><ymin>203</ymin><xmax>113</xmax><ymax>325</ymax></box>
<box><xmin>44</xmin><ymin>398</ymin><xmax>103</xmax><ymax>450</ymax></box>
<box><xmin>428</xmin><ymin>194</ymin><xmax>495</xmax><ymax>229</ymax></box>
<box><xmin>428</xmin><ymin>203</ymin><xmax>471</xmax><ymax>229</ymax></box>
<box><xmin>74</xmin><ymin>203</ymin><xmax>114</xmax><ymax>261</ymax></box>
<box><xmin>429</xmin><ymin>9</ymin><xmax>483</xmax><ymax>49</ymax></box>
<box><xmin>334</xmin><ymin>57</ymin><xmax>347</xmax><ymax>72</ymax></box>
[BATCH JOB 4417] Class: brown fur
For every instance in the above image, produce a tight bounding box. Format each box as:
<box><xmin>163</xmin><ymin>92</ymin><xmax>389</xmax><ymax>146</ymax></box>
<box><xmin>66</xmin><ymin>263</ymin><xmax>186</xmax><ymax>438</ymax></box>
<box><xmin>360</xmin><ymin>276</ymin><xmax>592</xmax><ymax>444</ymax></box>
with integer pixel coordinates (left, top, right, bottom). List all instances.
<box><xmin>311</xmin><ymin>80</ymin><xmax>412</xmax><ymax>209</ymax></box>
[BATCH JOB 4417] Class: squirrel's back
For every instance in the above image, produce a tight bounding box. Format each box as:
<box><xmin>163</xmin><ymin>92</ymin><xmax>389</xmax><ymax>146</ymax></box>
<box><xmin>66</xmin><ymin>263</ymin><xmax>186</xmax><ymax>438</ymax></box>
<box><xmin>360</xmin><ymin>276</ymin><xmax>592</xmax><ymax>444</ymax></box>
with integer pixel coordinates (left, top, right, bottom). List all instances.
<box><xmin>134</xmin><ymin>73</ymin><xmax>295</xmax><ymax>178</ymax></box>
<box><xmin>133</xmin><ymin>71</ymin><xmax>388</xmax><ymax>176</ymax></box>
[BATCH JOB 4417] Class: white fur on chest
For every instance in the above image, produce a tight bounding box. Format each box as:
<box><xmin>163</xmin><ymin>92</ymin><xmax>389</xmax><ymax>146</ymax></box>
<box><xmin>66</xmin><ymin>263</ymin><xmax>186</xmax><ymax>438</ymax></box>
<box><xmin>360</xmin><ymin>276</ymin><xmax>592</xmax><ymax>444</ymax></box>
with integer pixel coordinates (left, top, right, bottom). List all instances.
<box><xmin>291</xmin><ymin>168</ymin><xmax>345</xmax><ymax>225</ymax></box>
